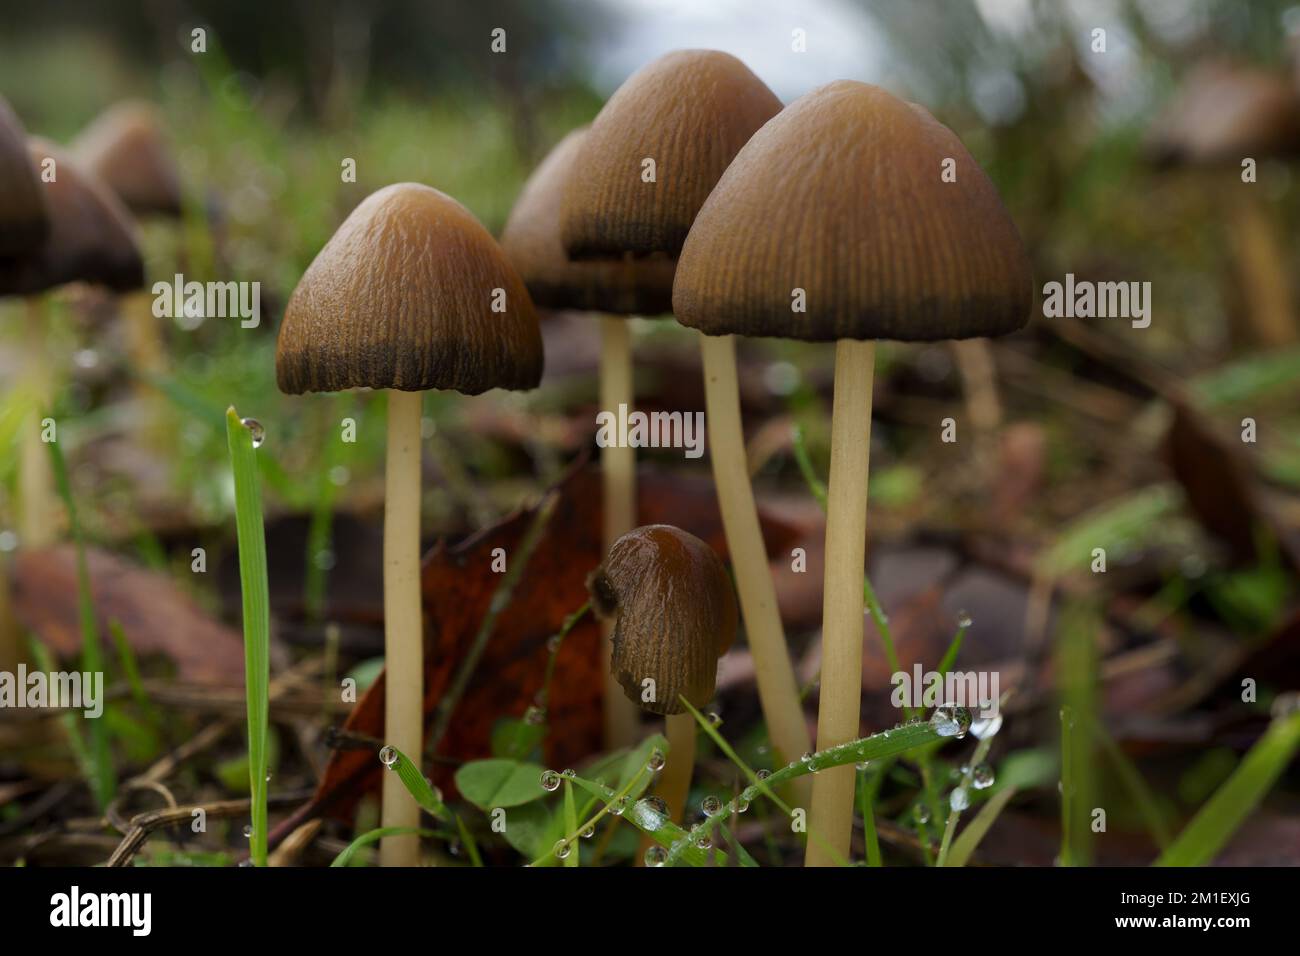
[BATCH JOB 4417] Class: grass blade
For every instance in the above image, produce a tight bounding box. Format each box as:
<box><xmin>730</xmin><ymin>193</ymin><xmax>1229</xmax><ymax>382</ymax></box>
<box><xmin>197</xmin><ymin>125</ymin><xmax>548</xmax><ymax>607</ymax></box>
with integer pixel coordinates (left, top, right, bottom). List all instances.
<box><xmin>946</xmin><ymin>786</ymin><xmax>1019</xmax><ymax>868</ymax></box>
<box><xmin>562</xmin><ymin>780</ymin><xmax>579</xmax><ymax>867</ymax></box>
<box><xmin>1156</xmin><ymin>711</ymin><xmax>1300</xmax><ymax>867</ymax></box>
<box><xmin>330</xmin><ymin>827</ymin><xmax>437</xmax><ymax>867</ymax></box>
<box><xmin>380</xmin><ymin>745</ymin><xmax>448</xmax><ymax>819</ymax></box>
<box><xmin>225</xmin><ymin>407</ymin><xmax>271</xmax><ymax>867</ymax></box>
<box><xmin>46</xmin><ymin>431</ymin><xmax>113</xmax><ymax>808</ymax></box>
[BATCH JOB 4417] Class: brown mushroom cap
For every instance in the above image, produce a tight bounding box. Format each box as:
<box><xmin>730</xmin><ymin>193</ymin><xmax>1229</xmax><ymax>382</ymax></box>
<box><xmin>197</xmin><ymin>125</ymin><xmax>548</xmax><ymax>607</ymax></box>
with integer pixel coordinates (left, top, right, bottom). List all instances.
<box><xmin>501</xmin><ymin>127</ymin><xmax>675</xmax><ymax>315</ymax></box>
<box><xmin>672</xmin><ymin>81</ymin><xmax>1033</xmax><ymax>342</ymax></box>
<box><xmin>276</xmin><ymin>182</ymin><xmax>544</xmax><ymax>395</ymax></box>
<box><xmin>587</xmin><ymin>523</ymin><xmax>737</xmax><ymax>715</ymax></box>
<box><xmin>0</xmin><ymin>96</ymin><xmax>48</xmax><ymax>257</ymax></box>
<box><xmin>73</xmin><ymin>101</ymin><xmax>184</xmax><ymax>218</ymax></box>
<box><xmin>560</xmin><ymin>50</ymin><xmax>782</xmax><ymax>259</ymax></box>
<box><xmin>0</xmin><ymin>138</ymin><xmax>143</xmax><ymax>296</ymax></box>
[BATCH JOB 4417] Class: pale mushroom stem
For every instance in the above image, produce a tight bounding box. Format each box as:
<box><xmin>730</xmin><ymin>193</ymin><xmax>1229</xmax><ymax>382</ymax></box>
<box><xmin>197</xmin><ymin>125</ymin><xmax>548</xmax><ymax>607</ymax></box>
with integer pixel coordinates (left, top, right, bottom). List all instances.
<box><xmin>698</xmin><ymin>333</ymin><xmax>811</xmax><ymax>800</ymax></box>
<box><xmin>599</xmin><ymin>315</ymin><xmax>641</xmax><ymax>748</ymax></box>
<box><xmin>661</xmin><ymin>712</ymin><xmax>696</xmax><ymax>821</ymax></box>
<box><xmin>806</xmin><ymin>338</ymin><xmax>875</xmax><ymax>867</ymax></box>
<box><xmin>379</xmin><ymin>388</ymin><xmax>425</xmax><ymax>867</ymax></box>
<box><xmin>18</xmin><ymin>298</ymin><xmax>55</xmax><ymax>549</ymax></box>
<box><xmin>1224</xmin><ymin>191</ymin><xmax>1297</xmax><ymax>347</ymax></box>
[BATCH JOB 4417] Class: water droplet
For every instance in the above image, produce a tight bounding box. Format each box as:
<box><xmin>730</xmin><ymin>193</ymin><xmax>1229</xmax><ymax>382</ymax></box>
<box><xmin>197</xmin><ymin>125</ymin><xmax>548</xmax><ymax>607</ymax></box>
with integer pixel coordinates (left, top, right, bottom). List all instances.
<box><xmin>644</xmin><ymin>845</ymin><xmax>667</xmax><ymax>866</ymax></box>
<box><xmin>646</xmin><ymin>749</ymin><xmax>666</xmax><ymax>772</ymax></box>
<box><xmin>949</xmin><ymin>787</ymin><xmax>970</xmax><ymax>812</ymax></box>
<box><xmin>561</xmin><ymin>768</ymin><xmax>575</xmax><ymax>779</ymax></box>
<box><xmin>707</xmin><ymin>711</ymin><xmax>722</xmax><ymax>727</ymax></box>
<box><xmin>0</xmin><ymin>530</ymin><xmax>16</xmax><ymax>553</ymax></box>
<box><xmin>379</xmin><ymin>746</ymin><xmax>398</xmax><ymax>769</ymax></box>
<box><xmin>633</xmin><ymin>796</ymin><xmax>670</xmax><ymax>830</ymax></box>
<box><xmin>580</xmin><ymin>824</ymin><xmax>595</xmax><ymax>839</ymax></box>
<box><xmin>930</xmin><ymin>704</ymin><xmax>972</xmax><ymax>739</ymax></box>
<box><xmin>265</xmin><ymin>771</ymin><xmax>272</xmax><ymax>783</ymax></box>
<box><xmin>800</xmin><ymin>752</ymin><xmax>814</xmax><ymax>763</ymax></box>
<box><xmin>1271</xmin><ymin>692</ymin><xmax>1300</xmax><ymax>719</ymax></box>
<box><xmin>553</xmin><ymin>840</ymin><xmax>571</xmax><ymax>860</ymax></box>
<box><xmin>695</xmin><ymin>832</ymin><xmax>712</xmax><ymax>850</ymax></box>
<box><xmin>1059</xmin><ymin>706</ymin><xmax>1075</xmax><ymax>729</ymax></box>
<box><xmin>956</xmin><ymin>609</ymin><xmax>973</xmax><ymax>628</ymax></box>
<box><xmin>913</xmin><ymin>803</ymin><xmax>931</xmax><ymax>825</ymax></box>
<box><xmin>524</xmin><ymin>705</ymin><xmax>546</xmax><ymax>726</ymax></box>
<box><xmin>733</xmin><ymin>795</ymin><xmax>750</xmax><ymax>813</ymax></box>
<box><xmin>970</xmin><ymin>713</ymin><xmax>1003</xmax><ymax>740</ymax></box>
<box><xmin>972</xmin><ymin>764</ymin><xmax>995</xmax><ymax>790</ymax></box>
<box><xmin>540</xmin><ymin>769</ymin><xmax>561</xmax><ymax>792</ymax></box>
<box><xmin>240</xmin><ymin>417</ymin><xmax>265</xmax><ymax>448</ymax></box>
<box><xmin>546</xmin><ymin>634</ymin><xmax>561</xmax><ymax>653</ymax></box>
<box><xmin>756</xmin><ymin>769</ymin><xmax>771</xmax><ymax>781</ymax></box>
<box><xmin>701</xmin><ymin>795</ymin><xmax>723</xmax><ymax>817</ymax></box>
<box><xmin>242</xmin><ymin>824</ymin><xmax>253</xmax><ymax>839</ymax></box>
<box><xmin>856</xmin><ymin>761</ymin><xmax>871</xmax><ymax>772</ymax></box>
<box><xmin>238</xmin><ymin>859</ymin><xmax>255</xmax><ymax>868</ymax></box>
<box><xmin>610</xmin><ymin>796</ymin><xmax>629</xmax><ymax>817</ymax></box>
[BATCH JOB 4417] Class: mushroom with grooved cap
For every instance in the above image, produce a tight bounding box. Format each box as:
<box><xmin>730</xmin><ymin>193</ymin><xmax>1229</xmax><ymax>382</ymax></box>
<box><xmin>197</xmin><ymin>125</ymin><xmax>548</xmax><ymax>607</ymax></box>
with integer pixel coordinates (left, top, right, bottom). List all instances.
<box><xmin>558</xmin><ymin>51</ymin><xmax>807</xmax><ymax>771</ymax></box>
<box><xmin>673</xmin><ymin>80</ymin><xmax>1032</xmax><ymax>866</ymax></box>
<box><xmin>276</xmin><ymin>182</ymin><xmax>542</xmax><ymax>866</ymax></box>
<box><xmin>587</xmin><ymin>524</ymin><xmax>737</xmax><ymax>824</ymax></box>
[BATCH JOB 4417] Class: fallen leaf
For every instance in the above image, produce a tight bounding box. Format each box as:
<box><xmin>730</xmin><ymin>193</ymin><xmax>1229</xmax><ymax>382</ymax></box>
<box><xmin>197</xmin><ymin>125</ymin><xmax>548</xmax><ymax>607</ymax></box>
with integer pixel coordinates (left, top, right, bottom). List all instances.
<box><xmin>10</xmin><ymin>545</ymin><xmax>246</xmax><ymax>685</ymax></box>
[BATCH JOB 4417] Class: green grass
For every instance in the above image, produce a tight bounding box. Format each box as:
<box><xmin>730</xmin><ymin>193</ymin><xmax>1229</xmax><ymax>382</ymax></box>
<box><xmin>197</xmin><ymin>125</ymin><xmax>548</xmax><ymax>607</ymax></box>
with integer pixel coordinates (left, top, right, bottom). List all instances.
<box><xmin>1156</xmin><ymin>710</ymin><xmax>1300</xmax><ymax>866</ymax></box>
<box><xmin>225</xmin><ymin>407</ymin><xmax>271</xmax><ymax>867</ymax></box>
<box><xmin>46</xmin><ymin>429</ymin><xmax>113</xmax><ymax>809</ymax></box>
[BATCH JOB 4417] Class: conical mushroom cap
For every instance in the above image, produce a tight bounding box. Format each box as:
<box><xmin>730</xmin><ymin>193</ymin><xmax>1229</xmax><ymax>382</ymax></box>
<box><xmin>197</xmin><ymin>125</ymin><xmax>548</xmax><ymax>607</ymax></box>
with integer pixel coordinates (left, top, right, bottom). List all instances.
<box><xmin>276</xmin><ymin>182</ymin><xmax>543</xmax><ymax>395</ymax></box>
<box><xmin>0</xmin><ymin>139</ymin><xmax>143</xmax><ymax>295</ymax></box>
<box><xmin>0</xmin><ymin>96</ymin><xmax>48</xmax><ymax>257</ymax></box>
<box><xmin>1145</xmin><ymin>62</ymin><xmax>1300</xmax><ymax>166</ymax></box>
<box><xmin>73</xmin><ymin>101</ymin><xmax>183</xmax><ymax>218</ymax></box>
<box><xmin>673</xmin><ymin>81</ymin><xmax>1033</xmax><ymax>342</ymax></box>
<box><xmin>561</xmin><ymin>50</ymin><xmax>782</xmax><ymax>259</ymax></box>
<box><xmin>587</xmin><ymin>524</ymin><xmax>737</xmax><ymax>716</ymax></box>
<box><xmin>501</xmin><ymin>127</ymin><xmax>675</xmax><ymax>315</ymax></box>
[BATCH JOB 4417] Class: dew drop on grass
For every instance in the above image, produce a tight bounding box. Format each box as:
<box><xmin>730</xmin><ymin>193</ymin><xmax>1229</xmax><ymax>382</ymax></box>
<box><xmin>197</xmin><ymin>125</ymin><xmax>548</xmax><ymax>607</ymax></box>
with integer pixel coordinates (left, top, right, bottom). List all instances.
<box><xmin>240</xmin><ymin>417</ymin><xmax>265</xmax><ymax>448</ymax></box>
<box><xmin>734</xmin><ymin>795</ymin><xmax>750</xmax><ymax>813</ymax></box>
<box><xmin>647</xmin><ymin>749</ymin><xmax>666</xmax><ymax>772</ymax></box>
<box><xmin>949</xmin><ymin>788</ymin><xmax>970</xmax><ymax>812</ymax></box>
<box><xmin>972</xmin><ymin>764</ymin><xmax>995</xmax><ymax>789</ymax></box>
<box><xmin>524</xmin><ymin>705</ymin><xmax>546</xmax><ymax>726</ymax></box>
<box><xmin>701</xmin><ymin>795</ymin><xmax>723</xmax><ymax>817</ymax></box>
<box><xmin>242</xmin><ymin>824</ymin><xmax>253</xmax><ymax>839</ymax></box>
<box><xmin>913</xmin><ymin>804</ymin><xmax>931</xmax><ymax>825</ymax></box>
<box><xmin>644</xmin><ymin>846</ymin><xmax>667</xmax><ymax>867</ymax></box>
<box><xmin>238</xmin><ymin>859</ymin><xmax>255</xmax><ymax>868</ymax></box>
<box><xmin>707</xmin><ymin>711</ymin><xmax>722</xmax><ymax>727</ymax></box>
<box><xmin>930</xmin><ymin>705</ymin><xmax>972</xmax><ymax>739</ymax></box>
<box><xmin>970</xmin><ymin>713</ymin><xmax>1003</xmax><ymax>740</ymax></box>
<box><xmin>1271</xmin><ymin>692</ymin><xmax>1300</xmax><ymax>719</ymax></box>
<box><xmin>553</xmin><ymin>840</ymin><xmax>571</xmax><ymax>860</ymax></box>
<box><xmin>610</xmin><ymin>796</ymin><xmax>629</xmax><ymax>816</ymax></box>
<box><xmin>695</xmin><ymin>833</ymin><xmax>712</xmax><ymax>850</ymax></box>
<box><xmin>633</xmin><ymin>796</ymin><xmax>669</xmax><ymax>828</ymax></box>
<box><xmin>580</xmin><ymin>824</ymin><xmax>595</xmax><ymax>839</ymax></box>
<box><xmin>561</xmin><ymin>768</ymin><xmax>575</xmax><ymax>779</ymax></box>
<box><xmin>756</xmin><ymin>769</ymin><xmax>771</xmax><ymax>781</ymax></box>
<box><xmin>957</xmin><ymin>609</ymin><xmax>973</xmax><ymax>629</ymax></box>
<box><xmin>540</xmin><ymin>769</ymin><xmax>561</xmax><ymax>792</ymax></box>
<box><xmin>379</xmin><ymin>746</ymin><xmax>398</xmax><ymax>769</ymax></box>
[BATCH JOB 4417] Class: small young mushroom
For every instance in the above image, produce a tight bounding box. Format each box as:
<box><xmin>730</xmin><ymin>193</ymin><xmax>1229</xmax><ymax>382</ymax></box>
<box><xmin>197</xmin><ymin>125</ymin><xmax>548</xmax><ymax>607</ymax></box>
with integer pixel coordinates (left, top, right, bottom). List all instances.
<box><xmin>276</xmin><ymin>182</ymin><xmax>542</xmax><ymax>866</ymax></box>
<box><xmin>673</xmin><ymin>81</ymin><xmax>1032</xmax><ymax>865</ymax></box>
<box><xmin>559</xmin><ymin>51</ymin><xmax>808</xmax><ymax>769</ymax></box>
<box><xmin>587</xmin><ymin>524</ymin><xmax>737</xmax><ymax>824</ymax></box>
<box><xmin>501</xmin><ymin>125</ymin><xmax>674</xmax><ymax>748</ymax></box>
<box><xmin>2</xmin><ymin>138</ymin><xmax>144</xmax><ymax>550</ymax></box>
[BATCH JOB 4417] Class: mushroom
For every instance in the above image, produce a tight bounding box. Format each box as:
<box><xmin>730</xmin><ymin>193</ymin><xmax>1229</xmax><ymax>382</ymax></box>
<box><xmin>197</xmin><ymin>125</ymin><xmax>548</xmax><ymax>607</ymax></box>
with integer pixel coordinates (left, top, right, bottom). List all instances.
<box><xmin>559</xmin><ymin>51</ymin><xmax>809</xmax><ymax>769</ymax></box>
<box><xmin>2</xmin><ymin>138</ymin><xmax>144</xmax><ymax>550</ymax></box>
<box><xmin>500</xmin><ymin>125</ymin><xmax>674</xmax><ymax>747</ymax></box>
<box><xmin>673</xmin><ymin>81</ymin><xmax>1032</xmax><ymax>864</ymax></box>
<box><xmin>73</xmin><ymin>101</ymin><xmax>184</xmax><ymax>219</ymax></box>
<box><xmin>276</xmin><ymin>182</ymin><xmax>542</xmax><ymax>866</ymax></box>
<box><xmin>1145</xmin><ymin>61</ymin><xmax>1300</xmax><ymax>347</ymax></box>
<box><xmin>587</xmin><ymin>524</ymin><xmax>737</xmax><ymax>823</ymax></box>
<box><xmin>73</xmin><ymin>101</ymin><xmax>188</xmax><ymax>430</ymax></box>
<box><xmin>0</xmin><ymin>96</ymin><xmax>48</xmax><ymax>257</ymax></box>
